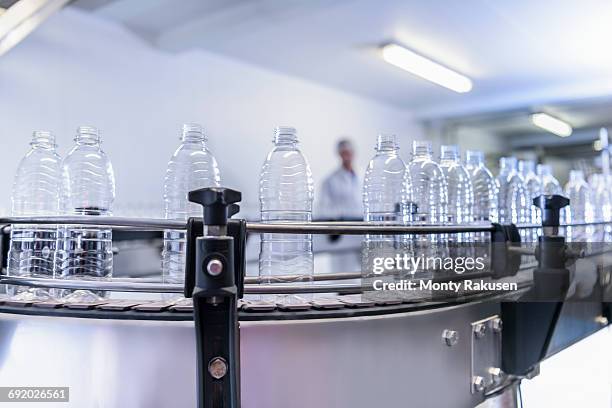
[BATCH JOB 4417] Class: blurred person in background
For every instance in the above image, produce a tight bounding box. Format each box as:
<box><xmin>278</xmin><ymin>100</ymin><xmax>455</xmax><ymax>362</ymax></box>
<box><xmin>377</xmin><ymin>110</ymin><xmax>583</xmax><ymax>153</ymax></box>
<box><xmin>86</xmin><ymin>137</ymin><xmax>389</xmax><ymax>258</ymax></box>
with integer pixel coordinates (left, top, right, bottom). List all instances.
<box><xmin>318</xmin><ymin>139</ymin><xmax>362</xmax><ymax>220</ymax></box>
<box><xmin>317</xmin><ymin>139</ymin><xmax>363</xmax><ymax>274</ymax></box>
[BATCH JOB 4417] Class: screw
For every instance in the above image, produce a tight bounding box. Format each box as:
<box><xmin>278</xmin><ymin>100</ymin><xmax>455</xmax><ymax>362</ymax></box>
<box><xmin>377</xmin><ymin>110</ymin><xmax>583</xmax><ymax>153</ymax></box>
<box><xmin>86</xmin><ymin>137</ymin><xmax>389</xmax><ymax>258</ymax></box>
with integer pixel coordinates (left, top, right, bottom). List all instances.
<box><xmin>491</xmin><ymin>318</ymin><xmax>503</xmax><ymax>333</ymax></box>
<box><xmin>442</xmin><ymin>329</ymin><xmax>459</xmax><ymax>347</ymax></box>
<box><xmin>208</xmin><ymin>357</ymin><xmax>228</xmax><ymax>379</ymax></box>
<box><xmin>473</xmin><ymin>323</ymin><xmax>487</xmax><ymax>338</ymax></box>
<box><xmin>595</xmin><ymin>316</ymin><xmax>609</xmax><ymax>326</ymax></box>
<box><xmin>489</xmin><ymin>367</ymin><xmax>504</xmax><ymax>383</ymax></box>
<box><xmin>472</xmin><ymin>376</ymin><xmax>485</xmax><ymax>393</ymax></box>
<box><xmin>206</xmin><ymin>259</ymin><xmax>224</xmax><ymax>277</ymax></box>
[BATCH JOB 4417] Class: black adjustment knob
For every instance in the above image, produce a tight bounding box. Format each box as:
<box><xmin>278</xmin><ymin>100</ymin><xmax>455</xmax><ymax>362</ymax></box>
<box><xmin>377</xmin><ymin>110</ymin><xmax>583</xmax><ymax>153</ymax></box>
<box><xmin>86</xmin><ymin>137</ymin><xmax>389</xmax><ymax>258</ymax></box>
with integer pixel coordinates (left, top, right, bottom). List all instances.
<box><xmin>188</xmin><ymin>187</ymin><xmax>242</xmax><ymax>226</ymax></box>
<box><xmin>533</xmin><ymin>194</ymin><xmax>570</xmax><ymax>227</ymax></box>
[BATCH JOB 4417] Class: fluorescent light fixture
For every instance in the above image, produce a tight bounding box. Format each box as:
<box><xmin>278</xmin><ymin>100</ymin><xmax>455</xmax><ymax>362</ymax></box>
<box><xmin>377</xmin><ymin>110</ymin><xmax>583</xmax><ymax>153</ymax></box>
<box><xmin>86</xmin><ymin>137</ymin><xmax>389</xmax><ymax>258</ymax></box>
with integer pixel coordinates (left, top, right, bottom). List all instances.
<box><xmin>381</xmin><ymin>43</ymin><xmax>472</xmax><ymax>93</ymax></box>
<box><xmin>530</xmin><ymin>113</ymin><xmax>573</xmax><ymax>137</ymax></box>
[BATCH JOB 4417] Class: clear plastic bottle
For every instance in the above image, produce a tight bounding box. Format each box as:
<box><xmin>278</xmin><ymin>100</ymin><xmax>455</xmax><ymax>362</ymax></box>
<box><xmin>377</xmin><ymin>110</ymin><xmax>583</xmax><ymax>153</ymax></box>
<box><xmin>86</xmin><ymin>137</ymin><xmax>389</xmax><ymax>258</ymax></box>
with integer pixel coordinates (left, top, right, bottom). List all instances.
<box><xmin>564</xmin><ymin>170</ymin><xmax>595</xmax><ymax>242</ymax></box>
<box><xmin>440</xmin><ymin>145</ymin><xmax>473</xmax><ymax>269</ymax></box>
<box><xmin>440</xmin><ymin>145</ymin><xmax>473</xmax><ymax>225</ymax></box>
<box><xmin>259</xmin><ymin>127</ymin><xmax>314</xmax><ymax>302</ymax></box>
<box><xmin>407</xmin><ymin>140</ymin><xmax>447</xmax><ymax>278</ymax></box>
<box><xmin>55</xmin><ymin>126</ymin><xmax>116</xmax><ymax>287</ymax></box>
<box><xmin>363</xmin><ymin>134</ymin><xmax>410</xmax><ymax>226</ymax></box>
<box><xmin>519</xmin><ymin>160</ymin><xmax>541</xmax><ymax>241</ymax></box>
<box><xmin>7</xmin><ymin>131</ymin><xmax>62</xmax><ymax>295</ymax></box>
<box><xmin>162</xmin><ymin>123</ymin><xmax>221</xmax><ymax>284</ymax></box>
<box><xmin>496</xmin><ymin>157</ymin><xmax>529</xmax><ymax>225</ymax></box>
<box><xmin>593</xmin><ymin>174</ymin><xmax>612</xmax><ymax>241</ymax></box>
<box><xmin>465</xmin><ymin>150</ymin><xmax>498</xmax><ymax>222</ymax></box>
<box><xmin>362</xmin><ymin>135</ymin><xmax>410</xmax><ymax>293</ymax></box>
<box><xmin>537</xmin><ymin>164</ymin><xmax>562</xmax><ymax>195</ymax></box>
<box><xmin>407</xmin><ymin>141</ymin><xmax>448</xmax><ymax>225</ymax></box>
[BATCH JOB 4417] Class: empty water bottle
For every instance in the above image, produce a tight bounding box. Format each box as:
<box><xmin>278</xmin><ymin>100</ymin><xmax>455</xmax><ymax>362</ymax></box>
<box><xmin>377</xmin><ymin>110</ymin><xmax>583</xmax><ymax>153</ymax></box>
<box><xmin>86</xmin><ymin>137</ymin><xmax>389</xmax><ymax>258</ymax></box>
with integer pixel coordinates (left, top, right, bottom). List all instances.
<box><xmin>440</xmin><ymin>145</ymin><xmax>473</xmax><ymax>270</ymax></box>
<box><xmin>407</xmin><ymin>140</ymin><xmax>447</xmax><ymax>278</ymax></box>
<box><xmin>162</xmin><ymin>123</ymin><xmax>221</xmax><ymax>284</ymax></box>
<box><xmin>407</xmin><ymin>141</ymin><xmax>448</xmax><ymax>225</ymax></box>
<box><xmin>363</xmin><ymin>134</ymin><xmax>410</xmax><ymax>226</ymax></box>
<box><xmin>497</xmin><ymin>157</ymin><xmax>529</xmax><ymax>225</ymax></box>
<box><xmin>564</xmin><ymin>170</ymin><xmax>595</xmax><ymax>241</ymax></box>
<box><xmin>519</xmin><ymin>160</ymin><xmax>541</xmax><ymax>241</ymax></box>
<box><xmin>362</xmin><ymin>134</ymin><xmax>410</xmax><ymax>293</ymax></box>
<box><xmin>55</xmin><ymin>127</ymin><xmax>116</xmax><ymax>289</ymax></box>
<box><xmin>440</xmin><ymin>145</ymin><xmax>473</xmax><ymax>225</ymax></box>
<box><xmin>537</xmin><ymin>164</ymin><xmax>562</xmax><ymax>195</ymax></box>
<box><xmin>593</xmin><ymin>174</ymin><xmax>612</xmax><ymax>241</ymax></box>
<box><xmin>7</xmin><ymin>131</ymin><xmax>61</xmax><ymax>295</ymax></box>
<box><xmin>465</xmin><ymin>150</ymin><xmax>498</xmax><ymax>222</ymax></box>
<box><xmin>259</xmin><ymin>127</ymin><xmax>314</xmax><ymax>302</ymax></box>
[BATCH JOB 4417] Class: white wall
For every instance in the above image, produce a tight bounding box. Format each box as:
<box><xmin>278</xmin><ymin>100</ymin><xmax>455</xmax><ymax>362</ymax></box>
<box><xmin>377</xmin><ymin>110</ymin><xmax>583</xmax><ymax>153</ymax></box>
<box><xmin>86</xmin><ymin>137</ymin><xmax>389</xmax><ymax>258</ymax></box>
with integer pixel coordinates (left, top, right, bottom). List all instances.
<box><xmin>0</xmin><ymin>8</ymin><xmax>424</xmax><ymax>219</ymax></box>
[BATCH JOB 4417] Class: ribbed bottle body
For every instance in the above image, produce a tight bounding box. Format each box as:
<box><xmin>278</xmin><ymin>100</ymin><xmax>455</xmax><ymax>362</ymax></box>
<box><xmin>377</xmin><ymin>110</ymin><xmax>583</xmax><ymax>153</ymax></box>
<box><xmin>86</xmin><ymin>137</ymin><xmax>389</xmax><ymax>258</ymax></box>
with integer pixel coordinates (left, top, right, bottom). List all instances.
<box><xmin>8</xmin><ymin>132</ymin><xmax>61</xmax><ymax>287</ymax></box>
<box><xmin>162</xmin><ymin>124</ymin><xmax>221</xmax><ymax>284</ymax></box>
<box><xmin>55</xmin><ymin>127</ymin><xmax>115</xmax><ymax>285</ymax></box>
<box><xmin>259</xmin><ymin>127</ymin><xmax>314</xmax><ymax>301</ymax></box>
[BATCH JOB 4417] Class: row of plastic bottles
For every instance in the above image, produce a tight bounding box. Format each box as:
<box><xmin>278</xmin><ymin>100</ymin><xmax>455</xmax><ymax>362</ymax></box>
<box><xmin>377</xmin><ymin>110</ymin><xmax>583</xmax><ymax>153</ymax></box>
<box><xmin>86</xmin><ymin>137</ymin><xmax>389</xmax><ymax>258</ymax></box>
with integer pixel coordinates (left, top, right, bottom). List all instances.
<box><xmin>364</xmin><ymin>134</ymin><xmax>612</xmax><ymax>244</ymax></box>
<box><xmin>7</xmin><ymin>126</ymin><xmax>612</xmax><ymax>295</ymax></box>
<box><xmin>8</xmin><ymin>127</ymin><xmax>115</xmax><ymax>294</ymax></box>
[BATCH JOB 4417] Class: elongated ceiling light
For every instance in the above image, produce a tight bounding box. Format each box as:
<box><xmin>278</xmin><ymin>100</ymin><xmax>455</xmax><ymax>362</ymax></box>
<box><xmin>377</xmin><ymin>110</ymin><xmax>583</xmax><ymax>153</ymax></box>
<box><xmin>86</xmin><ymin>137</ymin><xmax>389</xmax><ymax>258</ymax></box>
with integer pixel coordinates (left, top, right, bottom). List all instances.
<box><xmin>381</xmin><ymin>43</ymin><xmax>473</xmax><ymax>93</ymax></box>
<box><xmin>530</xmin><ymin>113</ymin><xmax>573</xmax><ymax>137</ymax></box>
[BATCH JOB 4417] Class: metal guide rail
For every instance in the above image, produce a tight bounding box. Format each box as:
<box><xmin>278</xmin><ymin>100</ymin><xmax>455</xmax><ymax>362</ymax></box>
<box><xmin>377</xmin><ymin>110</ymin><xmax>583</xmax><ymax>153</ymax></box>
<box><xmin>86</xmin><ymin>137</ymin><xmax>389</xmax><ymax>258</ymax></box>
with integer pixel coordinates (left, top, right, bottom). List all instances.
<box><xmin>0</xmin><ymin>215</ymin><xmax>609</xmax><ymax>304</ymax></box>
<box><xmin>1</xmin><ymin>190</ymin><xmax>612</xmax><ymax>408</ymax></box>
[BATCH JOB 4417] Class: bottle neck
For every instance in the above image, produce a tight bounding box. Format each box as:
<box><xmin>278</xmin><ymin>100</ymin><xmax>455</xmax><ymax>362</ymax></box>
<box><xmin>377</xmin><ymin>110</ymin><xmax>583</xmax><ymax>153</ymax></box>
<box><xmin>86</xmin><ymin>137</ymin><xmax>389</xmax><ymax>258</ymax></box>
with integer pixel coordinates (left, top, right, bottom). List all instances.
<box><xmin>465</xmin><ymin>150</ymin><xmax>484</xmax><ymax>167</ymax></box>
<box><xmin>274</xmin><ymin>126</ymin><xmax>298</xmax><ymax>147</ymax></box>
<box><xmin>181</xmin><ymin>123</ymin><xmax>206</xmax><ymax>143</ymax></box>
<box><xmin>75</xmin><ymin>126</ymin><xmax>101</xmax><ymax>146</ymax></box>
<box><xmin>440</xmin><ymin>145</ymin><xmax>460</xmax><ymax>162</ymax></box>
<box><xmin>376</xmin><ymin>134</ymin><xmax>399</xmax><ymax>152</ymax></box>
<box><xmin>519</xmin><ymin>161</ymin><xmax>535</xmax><ymax>177</ymax></box>
<box><xmin>30</xmin><ymin>131</ymin><xmax>55</xmax><ymax>150</ymax></box>
<box><xmin>412</xmin><ymin>141</ymin><xmax>433</xmax><ymax>158</ymax></box>
<box><xmin>500</xmin><ymin>157</ymin><xmax>518</xmax><ymax>173</ymax></box>
<box><xmin>569</xmin><ymin>170</ymin><xmax>584</xmax><ymax>183</ymax></box>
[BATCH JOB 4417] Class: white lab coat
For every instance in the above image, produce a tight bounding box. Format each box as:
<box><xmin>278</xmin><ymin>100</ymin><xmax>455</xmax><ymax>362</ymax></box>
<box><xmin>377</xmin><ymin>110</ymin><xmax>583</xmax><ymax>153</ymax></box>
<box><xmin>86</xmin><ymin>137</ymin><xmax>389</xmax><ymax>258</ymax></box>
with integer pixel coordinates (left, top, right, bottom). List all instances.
<box><xmin>317</xmin><ymin>167</ymin><xmax>363</xmax><ymax>274</ymax></box>
<box><xmin>317</xmin><ymin>167</ymin><xmax>363</xmax><ymax>220</ymax></box>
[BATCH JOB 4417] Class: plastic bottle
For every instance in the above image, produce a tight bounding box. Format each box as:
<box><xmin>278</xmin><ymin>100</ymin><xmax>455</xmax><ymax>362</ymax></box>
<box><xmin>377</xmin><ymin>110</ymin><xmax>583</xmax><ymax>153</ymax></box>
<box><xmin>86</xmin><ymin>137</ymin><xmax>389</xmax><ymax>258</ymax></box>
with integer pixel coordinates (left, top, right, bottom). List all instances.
<box><xmin>496</xmin><ymin>157</ymin><xmax>529</xmax><ymax>225</ymax></box>
<box><xmin>407</xmin><ymin>141</ymin><xmax>448</xmax><ymax>225</ymax></box>
<box><xmin>7</xmin><ymin>131</ymin><xmax>62</xmax><ymax>295</ymax></box>
<box><xmin>537</xmin><ymin>164</ymin><xmax>562</xmax><ymax>195</ymax></box>
<box><xmin>363</xmin><ymin>134</ymin><xmax>410</xmax><ymax>225</ymax></box>
<box><xmin>564</xmin><ymin>170</ymin><xmax>595</xmax><ymax>241</ymax></box>
<box><xmin>465</xmin><ymin>150</ymin><xmax>498</xmax><ymax>222</ymax></box>
<box><xmin>259</xmin><ymin>127</ymin><xmax>314</xmax><ymax>302</ymax></box>
<box><xmin>593</xmin><ymin>174</ymin><xmax>612</xmax><ymax>241</ymax></box>
<box><xmin>362</xmin><ymin>134</ymin><xmax>410</xmax><ymax>293</ymax></box>
<box><xmin>162</xmin><ymin>123</ymin><xmax>221</xmax><ymax>284</ymax></box>
<box><xmin>407</xmin><ymin>140</ymin><xmax>447</xmax><ymax>278</ymax></box>
<box><xmin>519</xmin><ymin>160</ymin><xmax>541</xmax><ymax>241</ymax></box>
<box><xmin>55</xmin><ymin>126</ymin><xmax>116</xmax><ymax>290</ymax></box>
<box><xmin>439</xmin><ymin>145</ymin><xmax>473</xmax><ymax>269</ymax></box>
<box><xmin>440</xmin><ymin>145</ymin><xmax>473</xmax><ymax>225</ymax></box>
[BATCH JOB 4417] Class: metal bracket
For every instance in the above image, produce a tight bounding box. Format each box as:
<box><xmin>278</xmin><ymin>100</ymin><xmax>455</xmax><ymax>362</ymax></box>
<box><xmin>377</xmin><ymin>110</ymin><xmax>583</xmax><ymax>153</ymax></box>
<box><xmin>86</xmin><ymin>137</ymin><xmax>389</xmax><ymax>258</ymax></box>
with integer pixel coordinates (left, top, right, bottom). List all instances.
<box><xmin>470</xmin><ymin>315</ymin><xmax>503</xmax><ymax>394</ymax></box>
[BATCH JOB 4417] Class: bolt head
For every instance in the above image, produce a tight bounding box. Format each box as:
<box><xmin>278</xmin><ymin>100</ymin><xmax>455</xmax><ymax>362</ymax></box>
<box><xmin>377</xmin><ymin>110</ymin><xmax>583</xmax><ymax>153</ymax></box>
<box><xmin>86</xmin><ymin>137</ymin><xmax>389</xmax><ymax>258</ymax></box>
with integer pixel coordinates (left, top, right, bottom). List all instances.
<box><xmin>208</xmin><ymin>357</ymin><xmax>228</xmax><ymax>379</ymax></box>
<box><xmin>595</xmin><ymin>316</ymin><xmax>609</xmax><ymax>326</ymax></box>
<box><xmin>206</xmin><ymin>259</ymin><xmax>224</xmax><ymax>277</ymax></box>
<box><xmin>472</xmin><ymin>376</ymin><xmax>485</xmax><ymax>392</ymax></box>
<box><xmin>489</xmin><ymin>367</ymin><xmax>504</xmax><ymax>383</ymax></box>
<box><xmin>442</xmin><ymin>329</ymin><xmax>459</xmax><ymax>346</ymax></box>
<box><xmin>492</xmin><ymin>318</ymin><xmax>503</xmax><ymax>332</ymax></box>
<box><xmin>473</xmin><ymin>323</ymin><xmax>487</xmax><ymax>338</ymax></box>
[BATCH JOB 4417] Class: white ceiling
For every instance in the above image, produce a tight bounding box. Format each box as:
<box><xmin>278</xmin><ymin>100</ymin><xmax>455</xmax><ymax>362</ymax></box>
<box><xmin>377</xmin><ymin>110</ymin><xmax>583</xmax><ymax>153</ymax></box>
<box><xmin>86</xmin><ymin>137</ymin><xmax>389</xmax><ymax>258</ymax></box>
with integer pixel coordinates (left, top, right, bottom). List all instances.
<box><xmin>73</xmin><ymin>0</ymin><xmax>612</xmax><ymax>120</ymax></box>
